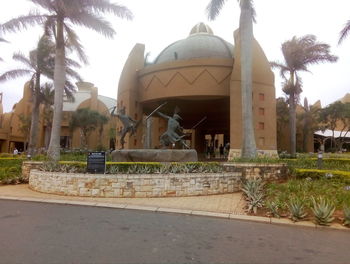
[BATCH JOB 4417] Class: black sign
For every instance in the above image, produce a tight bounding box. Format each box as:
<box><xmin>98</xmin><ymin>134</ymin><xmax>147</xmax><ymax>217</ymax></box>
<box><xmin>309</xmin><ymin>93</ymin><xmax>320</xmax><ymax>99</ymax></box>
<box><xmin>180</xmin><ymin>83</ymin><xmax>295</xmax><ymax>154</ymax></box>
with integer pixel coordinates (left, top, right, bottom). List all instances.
<box><xmin>87</xmin><ymin>152</ymin><xmax>106</xmax><ymax>174</ymax></box>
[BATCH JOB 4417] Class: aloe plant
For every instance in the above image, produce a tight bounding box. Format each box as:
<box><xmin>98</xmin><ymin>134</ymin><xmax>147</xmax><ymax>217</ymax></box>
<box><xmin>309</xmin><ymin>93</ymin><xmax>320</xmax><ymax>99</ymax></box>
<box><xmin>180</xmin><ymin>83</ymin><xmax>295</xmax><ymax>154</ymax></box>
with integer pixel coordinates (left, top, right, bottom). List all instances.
<box><xmin>241</xmin><ymin>179</ymin><xmax>265</xmax><ymax>214</ymax></box>
<box><xmin>266</xmin><ymin>200</ymin><xmax>281</xmax><ymax>218</ymax></box>
<box><xmin>108</xmin><ymin>166</ymin><xmax>120</xmax><ymax>174</ymax></box>
<box><xmin>288</xmin><ymin>197</ymin><xmax>307</xmax><ymax>222</ymax></box>
<box><xmin>343</xmin><ymin>206</ymin><xmax>350</xmax><ymax>227</ymax></box>
<box><xmin>311</xmin><ymin>197</ymin><xmax>335</xmax><ymax>226</ymax></box>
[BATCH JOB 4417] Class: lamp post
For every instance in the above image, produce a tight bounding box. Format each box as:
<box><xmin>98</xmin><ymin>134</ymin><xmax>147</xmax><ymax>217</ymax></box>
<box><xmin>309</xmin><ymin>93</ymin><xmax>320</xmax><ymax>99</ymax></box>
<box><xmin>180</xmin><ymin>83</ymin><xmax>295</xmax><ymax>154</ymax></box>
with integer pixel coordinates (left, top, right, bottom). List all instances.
<box><xmin>317</xmin><ymin>150</ymin><xmax>323</xmax><ymax>169</ymax></box>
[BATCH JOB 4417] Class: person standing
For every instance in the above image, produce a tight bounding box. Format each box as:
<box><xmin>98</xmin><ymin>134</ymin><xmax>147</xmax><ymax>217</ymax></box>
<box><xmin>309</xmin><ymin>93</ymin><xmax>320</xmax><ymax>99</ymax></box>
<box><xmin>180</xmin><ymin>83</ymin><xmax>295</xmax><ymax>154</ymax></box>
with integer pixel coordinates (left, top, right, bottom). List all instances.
<box><xmin>13</xmin><ymin>148</ymin><xmax>19</xmax><ymax>155</ymax></box>
<box><xmin>219</xmin><ymin>144</ymin><xmax>224</xmax><ymax>158</ymax></box>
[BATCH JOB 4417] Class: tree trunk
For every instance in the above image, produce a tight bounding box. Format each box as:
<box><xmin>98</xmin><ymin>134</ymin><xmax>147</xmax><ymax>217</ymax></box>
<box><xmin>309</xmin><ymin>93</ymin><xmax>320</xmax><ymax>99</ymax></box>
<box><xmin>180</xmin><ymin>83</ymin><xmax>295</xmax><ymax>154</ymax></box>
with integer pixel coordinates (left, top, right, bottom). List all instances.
<box><xmin>240</xmin><ymin>2</ymin><xmax>257</xmax><ymax>158</ymax></box>
<box><xmin>47</xmin><ymin>18</ymin><xmax>65</xmax><ymax>162</ymax></box>
<box><xmin>289</xmin><ymin>93</ymin><xmax>296</xmax><ymax>157</ymax></box>
<box><xmin>27</xmin><ymin>75</ymin><xmax>41</xmax><ymax>156</ymax></box>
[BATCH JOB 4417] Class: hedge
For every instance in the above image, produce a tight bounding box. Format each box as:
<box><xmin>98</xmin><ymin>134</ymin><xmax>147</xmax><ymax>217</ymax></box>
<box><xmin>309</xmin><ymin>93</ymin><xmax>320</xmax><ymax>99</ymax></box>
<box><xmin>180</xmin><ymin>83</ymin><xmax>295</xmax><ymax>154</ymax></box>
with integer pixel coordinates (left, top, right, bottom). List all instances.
<box><xmin>294</xmin><ymin>168</ymin><xmax>350</xmax><ymax>180</ymax></box>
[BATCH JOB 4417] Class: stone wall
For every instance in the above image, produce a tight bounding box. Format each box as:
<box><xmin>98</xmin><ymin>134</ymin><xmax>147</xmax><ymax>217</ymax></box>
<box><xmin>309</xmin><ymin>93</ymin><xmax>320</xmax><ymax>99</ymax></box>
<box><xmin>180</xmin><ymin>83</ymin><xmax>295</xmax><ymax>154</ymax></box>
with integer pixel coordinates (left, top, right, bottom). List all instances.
<box><xmin>223</xmin><ymin>163</ymin><xmax>288</xmax><ymax>181</ymax></box>
<box><xmin>22</xmin><ymin>161</ymin><xmax>43</xmax><ymax>181</ymax></box>
<box><xmin>29</xmin><ymin>170</ymin><xmax>242</xmax><ymax>198</ymax></box>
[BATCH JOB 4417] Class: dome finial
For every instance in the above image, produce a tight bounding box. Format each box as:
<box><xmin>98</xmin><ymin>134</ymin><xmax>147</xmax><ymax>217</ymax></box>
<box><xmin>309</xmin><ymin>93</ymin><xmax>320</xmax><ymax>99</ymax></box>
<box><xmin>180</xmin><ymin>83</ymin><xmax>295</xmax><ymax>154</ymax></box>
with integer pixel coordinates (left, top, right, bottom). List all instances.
<box><xmin>189</xmin><ymin>22</ymin><xmax>213</xmax><ymax>35</ymax></box>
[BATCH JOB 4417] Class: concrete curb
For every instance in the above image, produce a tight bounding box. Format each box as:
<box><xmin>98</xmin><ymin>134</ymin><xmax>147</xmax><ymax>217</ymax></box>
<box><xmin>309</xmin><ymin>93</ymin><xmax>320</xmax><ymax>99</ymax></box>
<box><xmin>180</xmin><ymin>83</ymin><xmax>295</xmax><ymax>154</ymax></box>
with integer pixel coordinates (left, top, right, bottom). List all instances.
<box><xmin>1</xmin><ymin>196</ymin><xmax>349</xmax><ymax>231</ymax></box>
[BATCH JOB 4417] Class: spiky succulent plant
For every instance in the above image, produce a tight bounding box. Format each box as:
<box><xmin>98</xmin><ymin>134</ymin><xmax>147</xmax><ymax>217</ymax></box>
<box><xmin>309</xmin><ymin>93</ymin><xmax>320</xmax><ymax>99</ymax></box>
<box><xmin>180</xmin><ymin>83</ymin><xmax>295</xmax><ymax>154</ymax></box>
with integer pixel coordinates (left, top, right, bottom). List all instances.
<box><xmin>288</xmin><ymin>198</ymin><xmax>307</xmax><ymax>222</ymax></box>
<box><xmin>241</xmin><ymin>179</ymin><xmax>265</xmax><ymax>214</ymax></box>
<box><xmin>311</xmin><ymin>197</ymin><xmax>335</xmax><ymax>226</ymax></box>
<box><xmin>343</xmin><ymin>206</ymin><xmax>350</xmax><ymax>227</ymax></box>
<box><xmin>266</xmin><ymin>200</ymin><xmax>281</xmax><ymax>218</ymax></box>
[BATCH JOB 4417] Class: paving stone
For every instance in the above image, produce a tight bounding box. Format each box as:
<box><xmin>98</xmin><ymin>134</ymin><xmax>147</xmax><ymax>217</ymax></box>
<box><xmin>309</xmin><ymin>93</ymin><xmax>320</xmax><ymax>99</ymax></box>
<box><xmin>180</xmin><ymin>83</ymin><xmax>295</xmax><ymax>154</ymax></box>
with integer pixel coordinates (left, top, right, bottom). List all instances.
<box><xmin>230</xmin><ymin>214</ymin><xmax>271</xmax><ymax>223</ymax></box>
<box><xmin>157</xmin><ymin>207</ymin><xmax>192</xmax><ymax>215</ymax></box>
<box><xmin>125</xmin><ymin>205</ymin><xmax>158</xmax><ymax>211</ymax></box>
<box><xmin>191</xmin><ymin>211</ymin><xmax>230</xmax><ymax>218</ymax></box>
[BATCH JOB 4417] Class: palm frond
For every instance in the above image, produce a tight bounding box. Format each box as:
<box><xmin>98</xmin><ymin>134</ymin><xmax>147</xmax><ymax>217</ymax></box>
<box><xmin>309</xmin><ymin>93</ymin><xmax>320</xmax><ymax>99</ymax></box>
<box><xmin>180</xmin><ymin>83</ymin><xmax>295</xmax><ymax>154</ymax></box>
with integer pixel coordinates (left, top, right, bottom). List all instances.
<box><xmin>30</xmin><ymin>0</ymin><xmax>56</xmax><ymax>12</ymax></box>
<box><xmin>239</xmin><ymin>0</ymin><xmax>256</xmax><ymax>22</ymax></box>
<box><xmin>44</xmin><ymin>17</ymin><xmax>57</xmax><ymax>40</ymax></box>
<box><xmin>81</xmin><ymin>0</ymin><xmax>133</xmax><ymax>20</ymax></box>
<box><xmin>64</xmin><ymin>80</ymin><xmax>77</xmax><ymax>101</ymax></box>
<box><xmin>1</xmin><ymin>10</ymin><xmax>47</xmax><ymax>33</ymax></box>
<box><xmin>39</xmin><ymin>82</ymin><xmax>54</xmax><ymax>105</ymax></box>
<box><xmin>65</xmin><ymin>67</ymin><xmax>83</xmax><ymax>82</ymax></box>
<box><xmin>65</xmin><ymin>57</ymin><xmax>82</xmax><ymax>68</ymax></box>
<box><xmin>339</xmin><ymin>20</ymin><xmax>350</xmax><ymax>44</ymax></box>
<box><xmin>0</xmin><ymin>69</ymin><xmax>33</xmax><ymax>82</ymax></box>
<box><xmin>270</xmin><ymin>61</ymin><xmax>290</xmax><ymax>79</ymax></box>
<box><xmin>13</xmin><ymin>52</ymin><xmax>34</xmax><ymax>69</ymax></box>
<box><xmin>68</xmin><ymin>12</ymin><xmax>115</xmax><ymax>38</ymax></box>
<box><xmin>206</xmin><ymin>0</ymin><xmax>227</xmax><ymax>20</ymax></box>
<box><xmin>64</xmin><ymin>25</ymin><xmax>88</xmax><ymax>64</ymax></box>
<box><xmin>0</xmin><ymin>37</ymin><xmax>9</xmax><ymax>43</ymax></box>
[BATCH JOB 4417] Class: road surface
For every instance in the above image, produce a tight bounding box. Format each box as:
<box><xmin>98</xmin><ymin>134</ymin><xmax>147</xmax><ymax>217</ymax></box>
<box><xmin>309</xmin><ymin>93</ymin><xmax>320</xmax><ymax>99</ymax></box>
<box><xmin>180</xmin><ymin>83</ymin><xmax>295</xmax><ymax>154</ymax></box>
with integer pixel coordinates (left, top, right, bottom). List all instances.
<box><xmin>0</xmin><ymin>200</ymin><xmax>349</xmax><ymax>264</ymax></box>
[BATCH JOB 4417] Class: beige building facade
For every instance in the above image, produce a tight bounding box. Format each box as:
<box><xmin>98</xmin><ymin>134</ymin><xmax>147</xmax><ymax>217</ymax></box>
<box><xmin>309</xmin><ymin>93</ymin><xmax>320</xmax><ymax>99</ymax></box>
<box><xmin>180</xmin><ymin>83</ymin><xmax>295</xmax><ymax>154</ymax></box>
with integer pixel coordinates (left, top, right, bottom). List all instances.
<box><xmin>117</xmin><ymin>23</ymin><xmax>278</xmax><ymax>157</ymax></box>
<box><xmin>0</xmin><ymin>82</ymin><xmax>117</xmax><ymax>153</ymax></box>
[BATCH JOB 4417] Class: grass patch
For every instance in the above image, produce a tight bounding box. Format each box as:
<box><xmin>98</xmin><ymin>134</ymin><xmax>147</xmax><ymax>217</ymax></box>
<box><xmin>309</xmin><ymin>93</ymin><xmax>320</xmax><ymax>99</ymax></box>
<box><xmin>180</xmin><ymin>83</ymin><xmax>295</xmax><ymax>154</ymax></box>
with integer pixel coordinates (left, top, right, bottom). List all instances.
<box><xmin>0</xmin><ymin>158</ymin><xmax>25</xmax><ymax>184</ymax></box>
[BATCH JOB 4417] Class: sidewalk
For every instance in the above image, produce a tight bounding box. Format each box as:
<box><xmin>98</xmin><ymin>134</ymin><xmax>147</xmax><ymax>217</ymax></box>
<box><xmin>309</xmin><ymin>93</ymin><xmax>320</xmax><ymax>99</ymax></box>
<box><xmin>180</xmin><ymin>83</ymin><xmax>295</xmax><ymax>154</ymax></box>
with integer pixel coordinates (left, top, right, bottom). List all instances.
<box><xmin>1</xmin><ymin>184</ymin><xmax>349</xmax><ymax>231</ymax></box>
<box><xmin>0</xmin><ymin>184</ymin><xmax>246</xmax><ymax>215</ymax></box>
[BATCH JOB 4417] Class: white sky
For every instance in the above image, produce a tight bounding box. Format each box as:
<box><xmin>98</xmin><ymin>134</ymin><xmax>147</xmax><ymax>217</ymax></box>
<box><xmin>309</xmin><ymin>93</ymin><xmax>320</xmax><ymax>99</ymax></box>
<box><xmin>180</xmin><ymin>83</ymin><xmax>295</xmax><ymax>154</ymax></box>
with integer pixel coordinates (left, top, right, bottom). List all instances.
<box><xmin>0</xmin><ymin>0</ymin><xmax>349</xmax><ymax>113</ymax></box>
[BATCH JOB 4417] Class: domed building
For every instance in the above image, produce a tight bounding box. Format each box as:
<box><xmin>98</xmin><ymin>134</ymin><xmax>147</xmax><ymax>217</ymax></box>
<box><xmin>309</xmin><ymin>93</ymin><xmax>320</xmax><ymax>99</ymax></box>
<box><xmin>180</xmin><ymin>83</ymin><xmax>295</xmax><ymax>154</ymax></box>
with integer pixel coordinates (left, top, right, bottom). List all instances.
<box><xmin>117</xmin><ymin>23</ymin><xmax>277</xmax><ymax>158</ymax></box>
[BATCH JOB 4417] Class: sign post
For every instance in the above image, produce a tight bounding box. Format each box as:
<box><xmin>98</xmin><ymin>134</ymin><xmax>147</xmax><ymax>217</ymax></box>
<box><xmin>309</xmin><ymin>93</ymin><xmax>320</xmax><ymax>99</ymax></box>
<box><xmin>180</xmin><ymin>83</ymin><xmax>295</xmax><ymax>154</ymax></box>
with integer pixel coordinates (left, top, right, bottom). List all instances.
<box><xmin>87</xmin><ymin>151</ymin><xmax>106</xmax><ymax>174</ymax></box>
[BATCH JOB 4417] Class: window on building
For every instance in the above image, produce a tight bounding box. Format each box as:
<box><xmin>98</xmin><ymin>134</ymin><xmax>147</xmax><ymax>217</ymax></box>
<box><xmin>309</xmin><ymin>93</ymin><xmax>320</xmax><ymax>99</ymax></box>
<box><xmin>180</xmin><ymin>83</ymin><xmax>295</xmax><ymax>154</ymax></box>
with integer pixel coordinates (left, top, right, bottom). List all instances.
<box><xmin>134</xmin><ymin>139</ymin><xmax>137</xmax><ymax>146</ymax></box>
<box><xmin>258</xmin><ymin>122</ymin><xmax>265</xmax><ymax>130</ymax></box>
<box><xmin>259</xmin><ymin>93</ymin><xmax>265</xmax><ymax>101</ymax></box>
<box><xmin>259</xmin><ymin>108</ymin><xmax>265</xmax><ymax>116</ymax></box>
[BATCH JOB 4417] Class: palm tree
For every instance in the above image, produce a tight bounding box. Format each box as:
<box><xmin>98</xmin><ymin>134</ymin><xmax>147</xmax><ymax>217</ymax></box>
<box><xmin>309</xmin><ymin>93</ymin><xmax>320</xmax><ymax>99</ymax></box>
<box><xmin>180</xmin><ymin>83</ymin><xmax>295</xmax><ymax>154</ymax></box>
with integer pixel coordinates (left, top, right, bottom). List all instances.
<box><xmin>298</xmin><ymin>98</ymin><xmax>320</xmax><ymax>152</ymax></box>
<box><xmin>339</xmin><ymin>19</ymin><xmax>350</xmax><ymax>44</ymax></box>
<box><xmin>0</xmin><ymin>35</ymin><xmax>81</xmax><ymax>156</ymax></box>
<box><xmin>271</xmin><ymin>35</ymin><xmax>337</xmax><ymax>156</ymax></box>
<box><xmin>40</xmin><ymin>83</ymin><xmax>55</xmax><ymax>149</ymax></box>
<box><xmin>206</xmin><ymin>0</ymin><xmax>257</xmax><ymax>158</ymax></box>
<box><xmin>1</xmin><ymin>0</ymin><xmax>133</xmax><ymax>161</ymax></box>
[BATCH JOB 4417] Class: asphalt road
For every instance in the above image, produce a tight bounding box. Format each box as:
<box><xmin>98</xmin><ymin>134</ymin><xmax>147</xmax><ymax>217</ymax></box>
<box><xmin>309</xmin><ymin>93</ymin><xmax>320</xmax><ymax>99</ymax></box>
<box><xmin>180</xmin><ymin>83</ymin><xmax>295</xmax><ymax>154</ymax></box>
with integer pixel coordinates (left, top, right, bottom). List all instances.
<box><xmin>0</xmin><ymin>200</ymin><xmax>349</xmax><ymax>264</ymax></box>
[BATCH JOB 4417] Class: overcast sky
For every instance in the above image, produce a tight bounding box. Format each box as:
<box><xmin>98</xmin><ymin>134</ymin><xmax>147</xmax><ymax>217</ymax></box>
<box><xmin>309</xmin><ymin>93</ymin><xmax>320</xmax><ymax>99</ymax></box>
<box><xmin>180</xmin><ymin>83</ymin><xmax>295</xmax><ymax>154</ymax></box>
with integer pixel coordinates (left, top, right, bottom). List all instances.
<box><xmin>0</xmin><ymin>0</ymin><xmax>349</xmax><ymax>113</ymax></box>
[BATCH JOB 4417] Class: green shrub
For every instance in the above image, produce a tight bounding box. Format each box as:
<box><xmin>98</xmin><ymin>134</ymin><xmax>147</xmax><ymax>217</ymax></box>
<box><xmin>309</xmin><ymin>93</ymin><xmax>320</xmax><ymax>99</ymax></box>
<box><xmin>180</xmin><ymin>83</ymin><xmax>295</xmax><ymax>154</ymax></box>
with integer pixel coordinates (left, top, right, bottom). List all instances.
<box><xmin>39</xmin><ymin>161</ymin><xmax>224</xmax><ymax>175</ymax></box>
<box><xmin>0</xmin><ymin>159</ymin><xmax>24</xmax><ymax>185</ymax></box>
<box><xmin>294</xmin><ymin>169</ymin><xmax>350</xmax><ymax>180</ymax></box>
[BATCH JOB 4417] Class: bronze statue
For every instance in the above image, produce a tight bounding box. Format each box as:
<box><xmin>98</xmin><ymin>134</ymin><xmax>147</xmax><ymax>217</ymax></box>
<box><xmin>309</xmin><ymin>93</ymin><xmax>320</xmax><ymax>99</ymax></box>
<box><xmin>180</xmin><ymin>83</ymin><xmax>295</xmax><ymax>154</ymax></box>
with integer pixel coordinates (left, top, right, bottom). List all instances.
<box><xmin>157</xmin><ymin>111</ymin><xmax>189</xmax><ymax>149</ymax></box>
<box><xmin>114</xmin><ymin>107</ymin><xmax>140</xmax><ymax>149</ymax></box>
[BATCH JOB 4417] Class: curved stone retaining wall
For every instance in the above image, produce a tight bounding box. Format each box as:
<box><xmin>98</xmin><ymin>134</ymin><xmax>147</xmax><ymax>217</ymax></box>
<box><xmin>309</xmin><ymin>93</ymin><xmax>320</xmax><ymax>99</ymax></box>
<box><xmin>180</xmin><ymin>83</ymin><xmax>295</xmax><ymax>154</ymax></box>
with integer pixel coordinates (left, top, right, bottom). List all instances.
<box><xmin>29</xmin><ymin>170</ymin><xmax>242</xmax><ymax>198</ymax></box>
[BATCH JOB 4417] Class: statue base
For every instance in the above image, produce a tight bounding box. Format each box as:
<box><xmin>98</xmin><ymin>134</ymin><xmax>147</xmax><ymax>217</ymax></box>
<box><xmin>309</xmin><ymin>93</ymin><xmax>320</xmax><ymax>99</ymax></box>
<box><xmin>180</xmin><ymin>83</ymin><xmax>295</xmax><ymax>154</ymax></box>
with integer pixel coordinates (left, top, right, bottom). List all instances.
<box><xmin>111</xmin><ymin>149</ymin><xmax>198</xmax><ymax>162</ymax></box>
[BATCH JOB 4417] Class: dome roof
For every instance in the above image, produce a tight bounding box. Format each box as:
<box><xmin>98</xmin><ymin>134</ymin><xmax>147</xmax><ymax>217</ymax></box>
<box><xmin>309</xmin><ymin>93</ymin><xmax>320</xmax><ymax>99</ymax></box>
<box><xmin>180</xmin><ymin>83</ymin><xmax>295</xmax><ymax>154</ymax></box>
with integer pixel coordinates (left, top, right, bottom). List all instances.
<box><xmin>154</xmin><ymin>23</ymin><xmax>233</xmax><ymax>64</ymax></box>
<box><xmin>189</xmin><ymin>22</ymin><xmax>214</xmax><ymax>35</ymax></box>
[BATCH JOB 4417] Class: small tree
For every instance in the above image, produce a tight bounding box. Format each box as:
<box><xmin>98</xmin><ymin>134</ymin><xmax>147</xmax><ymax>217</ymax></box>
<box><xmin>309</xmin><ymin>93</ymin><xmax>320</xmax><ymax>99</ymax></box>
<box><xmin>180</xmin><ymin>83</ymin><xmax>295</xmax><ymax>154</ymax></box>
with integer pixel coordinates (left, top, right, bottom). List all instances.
<box><xmin>69</xmin><ymin>108</ymin><xmax>109</xmax><ymax>149</ymax></box>
<box><xmin>298</xmin><ymin>98</ymin><xmax>321</xmax><ymax>152</ymax></box>
<box><xmin>319</xmin><ymin>102</ymin><xmax>350</xmax><ymax>151</ymax></box>
<box><xmin>18</xmin><ymin>114</ymin><xmax>31</xmax><ymax>151</ymax></box>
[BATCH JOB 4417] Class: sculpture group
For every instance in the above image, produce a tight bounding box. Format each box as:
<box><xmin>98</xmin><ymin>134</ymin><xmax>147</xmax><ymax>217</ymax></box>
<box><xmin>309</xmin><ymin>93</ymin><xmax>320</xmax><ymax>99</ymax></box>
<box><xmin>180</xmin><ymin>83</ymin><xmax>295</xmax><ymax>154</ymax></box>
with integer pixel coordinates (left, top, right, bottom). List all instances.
<box><xmin>114</xmin><ymin>104</ymin><xmax>189</xmax><ymax>149</ymax></box>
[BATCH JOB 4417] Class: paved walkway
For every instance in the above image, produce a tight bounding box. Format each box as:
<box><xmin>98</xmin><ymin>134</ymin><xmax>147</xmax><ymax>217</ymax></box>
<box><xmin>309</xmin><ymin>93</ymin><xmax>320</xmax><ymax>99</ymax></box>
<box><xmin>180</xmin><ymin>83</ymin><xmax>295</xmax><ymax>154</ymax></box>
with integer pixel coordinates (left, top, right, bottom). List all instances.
<box><xmin>1</xmin><ymin>184</ymin><xmax>349</xmax><ymax>231</ymax></box>
<box><xmin>0</xmin><ymin>184</ymin><xmax>246</xmax><ymax>215</ymax></box>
